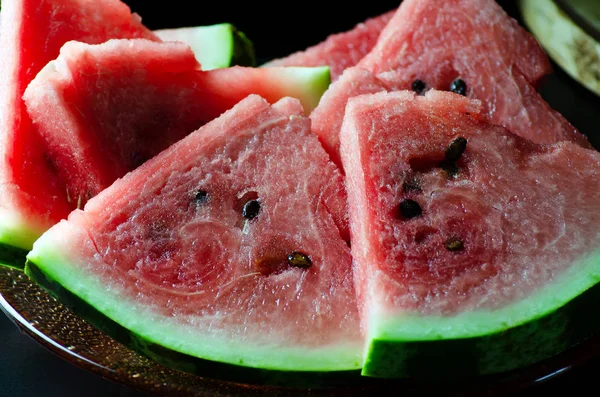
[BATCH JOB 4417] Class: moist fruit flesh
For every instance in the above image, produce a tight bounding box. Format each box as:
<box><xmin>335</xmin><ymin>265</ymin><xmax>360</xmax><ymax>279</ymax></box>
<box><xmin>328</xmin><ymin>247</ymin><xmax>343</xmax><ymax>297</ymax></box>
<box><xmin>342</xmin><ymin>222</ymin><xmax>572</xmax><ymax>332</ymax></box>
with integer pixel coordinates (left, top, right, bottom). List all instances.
<box><xmin>24</xmin><ymin>39</ymin><xmax>331</xmax><ymax>217</ymax></box>
<box><xmin>26</xmin><ymin>95</ymin><xmax>361</xmax><ymax>385</ymax></box>
<box><xmin>311</xmin><ymin>0</ymin><xmax>590</xmax><ymax>169</ymax></box>
<box><xmin>340</xmin><ymin>89</ymin><xmax>600</xmax><ymax>378</ymax></box>
<box><xmin>0</xmin><ymin>0</ymin><xmax>159</xmax><ymax>266</ymax></box>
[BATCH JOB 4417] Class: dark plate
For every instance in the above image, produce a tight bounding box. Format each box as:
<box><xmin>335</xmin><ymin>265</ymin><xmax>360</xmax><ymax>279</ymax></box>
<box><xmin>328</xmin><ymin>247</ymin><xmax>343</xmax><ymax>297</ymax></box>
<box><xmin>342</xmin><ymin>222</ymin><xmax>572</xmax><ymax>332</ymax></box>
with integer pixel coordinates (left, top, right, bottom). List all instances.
<box><xmin>2</xmin><ymin>0</ymin><xmax>600</xmax><ymax>396</ymax></box>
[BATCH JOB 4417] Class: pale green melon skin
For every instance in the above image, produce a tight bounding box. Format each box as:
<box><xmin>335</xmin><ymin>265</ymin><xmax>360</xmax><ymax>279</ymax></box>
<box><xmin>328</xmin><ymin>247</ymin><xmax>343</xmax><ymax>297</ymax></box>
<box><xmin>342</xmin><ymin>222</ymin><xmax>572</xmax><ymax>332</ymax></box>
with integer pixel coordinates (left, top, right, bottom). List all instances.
<box><xmin>363</xmin><ymin>248</ymin><xmax>600</xmax><ymax>378</ymax></box>
<box><xmin>275</xmin><ymin>66</ymin><xmax>331</xmax><ymax>112</ymax></box>
<box><xmin>154</xmin><ymin>23</ymin><xmax>256</xmax><ymax>70</ymax></box>
<box><xmin>520</xmin><ymin>0</ymin><xmax>600</xmax><ymax>97</ymax></box>
<box><xmin>25</xmin><ymin>222</ymin><xmax>362</xmax><ymax>386</ymax></box>
<box><xmin>0</xmin><ymin>209</ymin><xmax>46</xmax><ymax>268</ymax></box>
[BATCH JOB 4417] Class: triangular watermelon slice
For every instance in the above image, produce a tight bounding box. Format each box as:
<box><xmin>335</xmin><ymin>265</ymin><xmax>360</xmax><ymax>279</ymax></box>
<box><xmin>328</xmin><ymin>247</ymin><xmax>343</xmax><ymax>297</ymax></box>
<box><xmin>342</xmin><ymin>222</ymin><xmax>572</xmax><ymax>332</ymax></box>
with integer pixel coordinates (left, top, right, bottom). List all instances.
<box><xmin>340</xmin><ymin>89</ymin><xmax>600</xmax><ymax>378</ymax></box>
<box><xmin>311</xmin><ymin>0</ymin><xmax>590</xmax><ymax>168</ymax></box>
<box><xmin>0</xmin><ymin>0</ymin><xmax>159</xmax><ymax>267</ymax></box>
<box><xmin>263</xmin><ymin>10</ymin><xmax>394</xmax><ymax>82</ymax></box>
<box><xmin>24</xmin><ymin>38</ymin><xmax>331</xmax><ymax>217</ymax></box>
<box><xmin>26</xmin><ymin>95</ymin><xmax>361</xmax><ymax>384</ymax></box>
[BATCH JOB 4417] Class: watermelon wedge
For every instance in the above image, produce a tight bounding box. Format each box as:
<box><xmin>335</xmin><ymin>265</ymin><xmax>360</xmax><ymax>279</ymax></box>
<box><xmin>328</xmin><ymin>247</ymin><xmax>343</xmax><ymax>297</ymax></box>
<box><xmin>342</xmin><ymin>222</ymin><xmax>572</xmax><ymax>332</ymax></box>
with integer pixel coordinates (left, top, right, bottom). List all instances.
<box><xmin>25</xmin><ymin>95</ymin><xmax>362</xmax><ymax>385</ymax></box>
<box><xmin>24</xmin><ymin>38</ymin><xmax>331</xmax><ymax>215</ymax></box>
<box><xmin>340</xmin><ymin>89</ymin><xmax>600</xmax><ymax>378</ymax></box>
<box><xmin>155</xmin><ymin>23</ymin><xmax>255</xmax><ymax>69</ymax></box>
<box><xmin>0</xmin><ymin>0</ymin><xmax>159</xmax><ymax>268</ymax></box>
<box><xmin>263</xmin><ymin>10</ymin><xmax>394</xmax><ymax>82</ymax></box>
<box><xmin>520</xmin><ymin>0</ymin><xmax>600</xmax><ymax>97</ymax></box>
<box><xmin>311</xmin><ymin>0</ymin><xmax>590</xmax><ymax>168</ymax></box>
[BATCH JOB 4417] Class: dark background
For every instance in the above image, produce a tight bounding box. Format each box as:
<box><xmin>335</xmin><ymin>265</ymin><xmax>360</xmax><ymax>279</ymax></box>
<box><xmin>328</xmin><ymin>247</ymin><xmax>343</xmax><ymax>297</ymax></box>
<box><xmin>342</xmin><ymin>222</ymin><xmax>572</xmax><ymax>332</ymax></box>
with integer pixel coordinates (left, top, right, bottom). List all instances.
<box><xmin>2</xmin><ymin>0</ymin><xmax>600</xmax><ymax>396</ymax></box>
<box><xmin>124</xmin><ymin>1</ymin><xmax>399</xmax><ymax>62</ymax></box>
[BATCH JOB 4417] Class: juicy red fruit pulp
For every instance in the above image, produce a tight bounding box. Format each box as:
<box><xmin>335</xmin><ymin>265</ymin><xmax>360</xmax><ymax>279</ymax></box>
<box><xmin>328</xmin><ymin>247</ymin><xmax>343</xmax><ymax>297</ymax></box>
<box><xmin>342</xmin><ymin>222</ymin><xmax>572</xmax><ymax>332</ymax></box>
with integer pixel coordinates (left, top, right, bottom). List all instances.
<box><xmin>341</xmin><ymin>90</ymin><xmax>600</xmax><ymax>316</ymax></box>
<box><xmin>0</xmin><ymin>0</ymin><xmax>159</xmax><ymax>234</ymax></box>
<box><xmin>63</xmin><ymin>96</ymin><xmax>359</xmax><ymax>349</ymax></box>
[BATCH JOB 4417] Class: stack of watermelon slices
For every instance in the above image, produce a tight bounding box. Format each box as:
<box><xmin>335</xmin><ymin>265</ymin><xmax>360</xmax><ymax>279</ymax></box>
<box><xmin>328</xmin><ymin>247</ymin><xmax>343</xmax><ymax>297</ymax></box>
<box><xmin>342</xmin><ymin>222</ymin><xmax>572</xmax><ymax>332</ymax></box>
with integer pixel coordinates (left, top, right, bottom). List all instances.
<box><xmin>0</xmin><ymin>0</ymin><xmax>330</xmax><ymax>269</ymax></box>
<box><xmin>2</xmin><ymin>0</ymin><xmax>600</xmax><ymax>388</ymax></box>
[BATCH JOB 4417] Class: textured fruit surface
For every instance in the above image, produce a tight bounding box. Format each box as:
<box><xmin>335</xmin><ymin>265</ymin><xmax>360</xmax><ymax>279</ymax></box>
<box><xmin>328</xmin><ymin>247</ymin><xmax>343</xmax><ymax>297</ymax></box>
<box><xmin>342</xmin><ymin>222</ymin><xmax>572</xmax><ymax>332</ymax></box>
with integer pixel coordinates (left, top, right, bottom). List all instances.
<box><xmin>27</xmin><ymin>95</ymin><xmax>360</xmax><ymax>373</ymax></box>
<box><xmin>25</xmin><ymin>39</ymin><xmax>330</xmax><ymax>211</ymax></box>
<box><xmin>340</xmin><ymin>89</ymin><xmax>600</xmax><ymax>377</ymax></box>
<box><xmin>264</xmin><ymin>10</ymin><xmax>394</xmax><ymax>82</ymax></box>
<box><xmin>312</xmin><ymin>0</ymin><xmax>589</xmax><ymax>168</ymax></box>
<box><xmin>0</xmin><ymin>0</ymin><xmax>158</xmax><ymax>257</ymax></box>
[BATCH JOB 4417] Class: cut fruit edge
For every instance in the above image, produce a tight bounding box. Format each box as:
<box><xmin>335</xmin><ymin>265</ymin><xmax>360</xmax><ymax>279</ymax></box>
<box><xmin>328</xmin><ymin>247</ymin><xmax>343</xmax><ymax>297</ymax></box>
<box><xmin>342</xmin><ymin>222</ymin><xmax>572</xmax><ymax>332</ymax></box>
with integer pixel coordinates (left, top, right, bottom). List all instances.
<box><xmin>520</xmin><ymin>0</ymin><xmax>600</xmax><ymax>97</ymax></box>
<box><xmin>363</xmin><ymin>247</ymin><xmax>600</xmax><ymax>378</ymax></box>
<box><xmin>270</xmin><ymin>66</ymin><xmax>331</xmax><ymax>112</ymax></box>
<box><xmin>154</xmin><ymin>23</ymin><xmax>256</xmax><ymax>69</ymax></box>
<box><xmin>25</xmin><ymin>222</ymin><xmax>363</xmax><ymax>375</ymax></box>
<box><xmin>0</xmin><ymin>209</ymin><xmax>48</xmax><ymax>268</ymax></box>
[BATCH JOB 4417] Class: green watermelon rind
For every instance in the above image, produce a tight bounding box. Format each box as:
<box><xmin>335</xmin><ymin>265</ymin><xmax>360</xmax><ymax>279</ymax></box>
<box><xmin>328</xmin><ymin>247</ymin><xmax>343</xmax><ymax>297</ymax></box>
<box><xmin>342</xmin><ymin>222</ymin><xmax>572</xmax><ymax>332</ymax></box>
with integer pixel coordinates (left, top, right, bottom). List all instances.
<box><xmin>25</xmin><ymin>231</ymin><xmax>363</xmax><ymax>387</ymax></box>
<box><xmin>0</xmin><ymin>210</ymin><xmax>45</xmax><ymax>269</ymax></box>
<box><xmin>276</xmin><ymin>66</ymin><xmax>331</xmax><ymax>112</ymax></box>
<box><xmin>363</xmin><ymin>248</ymin><xmax>600</xmax><ymax>378</ymax></box>
<box><xmin>154</xmin><ymin>23</ymin><xmax>256</xmax><ymax>70</ymax></box>
<box><xmin>230</xmin><ymin>26</ymin><xmax>256</xmax><ymax>68</ymax></box>
<box><xmin>519</xmin><ymin>0</ymin><xmax>600</xmax><ymax>97</ymax></box>
<box><xmin>0</xmin><ymin>243</ymin><xmax>29</xmax><ymax>270</ymax></box>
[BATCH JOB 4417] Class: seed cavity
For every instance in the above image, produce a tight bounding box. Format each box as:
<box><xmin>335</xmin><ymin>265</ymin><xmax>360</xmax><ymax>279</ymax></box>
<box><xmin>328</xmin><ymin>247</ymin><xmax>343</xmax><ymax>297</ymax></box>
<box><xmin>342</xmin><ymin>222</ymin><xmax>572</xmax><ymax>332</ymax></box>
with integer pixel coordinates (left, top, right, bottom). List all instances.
<box><xmin>411</xmin><ymin>79</ymin><xmax>426</xmax><ymax>95</ymax></box>
<box><xmin>445</xmin><ymin>237</ymin><xmax>464</xmax><ymax>251</ymax></box>
<box><xmin>254</xmin><ymin>256</ymin><xmax>285</xmax><ymax>275</ymax></box>
<box><xmin>414</xmin><ymin>227</ymin><xmax>436</xmax><ymax>244</ymax></box>
<box><xmin>194</xmin><ymin>189</ymin><xmax>209</xmax><ymax>204</ymax></box>
<box><xmin>402</xmin><ymin>177</ymin><xmax>422</xmax><ymax>193</ymax></box>
<box><xmin>287</xmin><ymin>252</ymin><xmax>312</xmax><ymax>268</ymax></box>
<box><xmin>399</xmin><ymin>199</ymin><xmax>422</xmax><ymax>219</ymax></box>
<box><xmin>450</xmin><ymin>79</ymin><xmax>467</xmax><ymax>96</ymax></box>
<box><xmin>242</xmin><ymin>199</ymin><xmax>261</xmax><ymax>220</ymax></box>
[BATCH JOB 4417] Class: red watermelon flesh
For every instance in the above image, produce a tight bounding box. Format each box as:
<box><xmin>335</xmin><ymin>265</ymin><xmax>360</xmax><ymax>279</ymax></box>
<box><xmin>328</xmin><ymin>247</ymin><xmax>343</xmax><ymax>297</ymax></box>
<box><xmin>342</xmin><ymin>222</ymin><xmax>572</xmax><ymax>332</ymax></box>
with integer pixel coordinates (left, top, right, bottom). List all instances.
<box><xmin>263</xmin><ymin>10</ymin><xmax>394</xmax><ymax>82</ymax></box>
<box><xmin>310</xmin><ymin>68</ymin><xmax>391</xmax><ymax>167</ymax></box>
<box><xmin>0</xmin><ymin>0</ymin><xmax>159</xmax><ymax>250</ymax></box>
<box><xmin>311</xmin><ymin>0</ymin><xmax>590</xmax><ymax>169</ymax></box>
<box><xmin>24</xmin><ymin>38</ymin><xmax>330</xmax><ymax>215</ymax></box>
<box><xmin>27</xmin><ymin>95</ymin><xmax>361</xmax><ymax>371</ymax></box>
<box><xmin>340</xmin><ymin>89</ymin><xmax>600</xmax><ymax>318</ymax></box>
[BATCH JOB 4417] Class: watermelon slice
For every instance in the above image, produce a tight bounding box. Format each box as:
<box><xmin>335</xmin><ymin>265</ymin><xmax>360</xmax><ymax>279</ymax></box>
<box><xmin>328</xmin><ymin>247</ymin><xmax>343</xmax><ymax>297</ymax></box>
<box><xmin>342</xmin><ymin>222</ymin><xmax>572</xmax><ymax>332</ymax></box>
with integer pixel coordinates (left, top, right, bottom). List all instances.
<box><xmin>520</xmin><ymin>0</ymin><xmax>600</xmax><ymax>97</ymax></box>
<box><xmin>340</xmin><ymin>89</ymin><xmax>600</xmax><ymax>378</ymax></box>
<box><xmin>263</xmin><ymin>10</ymin><xmax>394</xmax><ymax>82</ymax></box>
<box><xmin>24</xmin><ymin>38</ymin><xmax>331</xmax><ymax>217</ymax></box>
<box><xmin>0</xmin><ymin>0</ymin><xmax>159</xmax><ymax>268</ymax></box>
<box><xmin>25</xmin><ymin>95</ymin><xmax>361</xmax><ymax>385</ymax></box>
<box><xmin>311</xmin><ymin>0</ymin><xmax>590</xmax><ymax>168</ymax></box>
<box><xmin>154</xmin><ymin>23</ymin><xmax>255</xmax><ymax>70</ymax></box>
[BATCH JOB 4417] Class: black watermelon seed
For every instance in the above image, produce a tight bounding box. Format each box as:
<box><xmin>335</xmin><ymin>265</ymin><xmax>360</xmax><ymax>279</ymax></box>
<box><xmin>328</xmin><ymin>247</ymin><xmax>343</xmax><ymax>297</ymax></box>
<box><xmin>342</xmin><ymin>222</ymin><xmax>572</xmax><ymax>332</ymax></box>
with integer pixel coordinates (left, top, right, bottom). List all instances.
<box><xmin>440</xmin><ymin>160</ymin><xmax>460</xmax><ymax>179</ymax></box>
<box><xmin>287</xmin><ymin>252</ymin><xmax>312</xmax><ymax>268</ymax></box>
<box><xmin>194</xmin><ymin>189</ymin><xmax>209</xmax><ymax>204</ymax></box>
<box><xmin>242</xmin><ymin>199</ymin><xmax>261</xmax><ymax>219</ymax></box>
<box><xmin>399</xmin><ymin>199</ymin><xmax>422</xmax><ymax>219</ymax></box>
<box><xmin>411</xmin><ymin>79</ymin><xmax>426</xmax><ymax>95</ymax></box>
<box><xmin>450</xmin><ymin>79</ymin><xmax>467</xmax><ymax>96</ymax></box>
<box><xmin>445</xmin><ymin>137</ymin><xmax>468</xmax><ymax>162</ymax></box>
<box><xmin>445</xmin><ymin>237</ymin><xmax>464</xmax><ymax>251</ymax></box>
